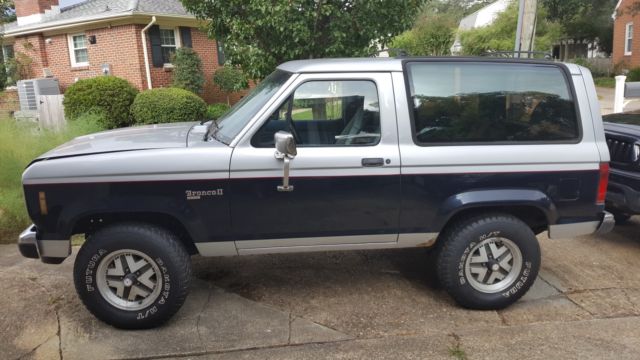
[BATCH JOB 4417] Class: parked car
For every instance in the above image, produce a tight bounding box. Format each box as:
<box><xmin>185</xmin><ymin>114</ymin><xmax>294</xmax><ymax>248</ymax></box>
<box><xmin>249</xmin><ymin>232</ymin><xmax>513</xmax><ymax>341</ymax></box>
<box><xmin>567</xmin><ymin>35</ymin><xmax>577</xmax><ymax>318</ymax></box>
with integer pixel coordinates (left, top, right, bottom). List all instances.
<box><xmin>602</xmin><ymin>111</ymin><xmax>640</xmax><ymax>223</ymax></box>
<box><xmin>18</xmin><ymin>57</ymin><xmax>613</xmax><ymax>329</ymax></box>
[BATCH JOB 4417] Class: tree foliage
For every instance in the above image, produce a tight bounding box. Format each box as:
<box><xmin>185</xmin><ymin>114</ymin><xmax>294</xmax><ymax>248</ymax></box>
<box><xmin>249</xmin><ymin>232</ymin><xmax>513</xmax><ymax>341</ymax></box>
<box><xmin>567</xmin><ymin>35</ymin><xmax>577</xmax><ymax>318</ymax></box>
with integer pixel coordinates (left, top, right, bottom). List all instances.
<box><xmin>181</xmin><ymin>0</ymin><xmax>426</xmax><ymax>79</ymax></box>
<box><xmin>171</xmin><ymin>48</ymin><xmax>205</xmax><ymax>94</ymax></box>
<box><xmin>540</xmin><ymin>0</ymin><xmax>616</xmax><ymax>54</ymax></box>
<box><xmin>392</xmin><ymin>14</ymin><xmax>456</xmax><ymax>56</ymax></box>
<box><xmin>459</xmin><ymin>3</ymin><xmax>561</xmax><ymax>56</ymax></box>
<box><xmin>212</xmin><ymin>65</ymin><xmax>249</xmax><ymax>105</ymax></box>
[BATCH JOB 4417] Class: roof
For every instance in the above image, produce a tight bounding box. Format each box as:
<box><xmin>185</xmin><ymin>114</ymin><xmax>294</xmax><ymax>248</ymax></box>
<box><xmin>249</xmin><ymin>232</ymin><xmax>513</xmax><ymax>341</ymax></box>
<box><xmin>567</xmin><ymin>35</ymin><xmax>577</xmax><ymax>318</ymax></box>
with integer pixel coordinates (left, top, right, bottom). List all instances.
<box><xmin>2</xmin><ymin>0</ymin><xmax>194</xmax><ymax>36</ymax></box>
<box><xmin>458</xmin><ymin>0</ymin><xmax>512</xmax><ymax>31</ymax></box>
<box><xmin>277</xmin><ymin>57</ymin><xmax>582</xmax><ymax>75</ymax></box>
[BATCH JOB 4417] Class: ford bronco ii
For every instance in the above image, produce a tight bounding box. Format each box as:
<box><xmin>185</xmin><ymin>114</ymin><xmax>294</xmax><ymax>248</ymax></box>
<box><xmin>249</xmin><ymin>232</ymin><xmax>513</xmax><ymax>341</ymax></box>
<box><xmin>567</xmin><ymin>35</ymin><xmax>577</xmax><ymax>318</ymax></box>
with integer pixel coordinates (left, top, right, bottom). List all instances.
<box><xmin>18</xmin><ymin>58</ymin><xmax>614</xmax><ymax>328</ymax></box>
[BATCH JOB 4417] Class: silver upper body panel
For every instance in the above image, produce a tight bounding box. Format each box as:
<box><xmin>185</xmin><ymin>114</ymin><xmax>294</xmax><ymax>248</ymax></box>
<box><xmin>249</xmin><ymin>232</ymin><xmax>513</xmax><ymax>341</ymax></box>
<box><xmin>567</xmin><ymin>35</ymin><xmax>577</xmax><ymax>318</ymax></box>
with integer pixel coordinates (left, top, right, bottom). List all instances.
<box><xmin>23</xmin><ymin>58</ymin><xmax>605</xmax><ymax>186</ymax></box>
<box><xmin>38</xmin><ymin>122</ymin><xmax>198</xmax><ymax>160</ymax></box>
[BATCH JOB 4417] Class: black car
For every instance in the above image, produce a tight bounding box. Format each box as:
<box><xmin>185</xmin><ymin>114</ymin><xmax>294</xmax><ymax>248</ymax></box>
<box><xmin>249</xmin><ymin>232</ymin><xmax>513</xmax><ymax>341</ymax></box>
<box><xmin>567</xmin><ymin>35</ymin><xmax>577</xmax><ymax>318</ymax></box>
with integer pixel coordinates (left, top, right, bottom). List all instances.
<box><xmin>603</xmin><ymin>112</ymin><xmax>640</xmax><ymax>223</ymax></box>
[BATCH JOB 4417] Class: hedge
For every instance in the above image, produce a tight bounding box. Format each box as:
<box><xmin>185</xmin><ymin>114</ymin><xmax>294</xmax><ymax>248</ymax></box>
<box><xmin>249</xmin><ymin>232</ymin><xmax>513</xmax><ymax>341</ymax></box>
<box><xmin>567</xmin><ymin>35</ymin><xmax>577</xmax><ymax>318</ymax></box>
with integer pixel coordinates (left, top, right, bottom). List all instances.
<box><xmin>131</xmin><ymin>87</ymin><xmax>207</xmax><ymax>125</ymax></box>
<box><xmin>207</xmin><ymin>103</ymin><xmax>231</xmax><ymax>120</ymax></box>
<box><xmin>63</xmin><ymin>76</ymin><xmax>138</xmax><ymax>129</ymax></box>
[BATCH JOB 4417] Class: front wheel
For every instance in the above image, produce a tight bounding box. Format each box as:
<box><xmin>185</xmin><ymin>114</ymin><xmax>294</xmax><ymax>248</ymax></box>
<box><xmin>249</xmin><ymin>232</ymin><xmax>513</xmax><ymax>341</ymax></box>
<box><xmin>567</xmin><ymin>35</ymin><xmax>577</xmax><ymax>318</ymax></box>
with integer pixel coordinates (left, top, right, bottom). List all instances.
<box><xmin>436</xmin><ymin>213</ymin><xmax>540</xmax><ymax>310</ymax></box>
<box><xmin>73</xmin><ymin>223</ymin><xmax>192</xmax><ymax>329</ymax></box>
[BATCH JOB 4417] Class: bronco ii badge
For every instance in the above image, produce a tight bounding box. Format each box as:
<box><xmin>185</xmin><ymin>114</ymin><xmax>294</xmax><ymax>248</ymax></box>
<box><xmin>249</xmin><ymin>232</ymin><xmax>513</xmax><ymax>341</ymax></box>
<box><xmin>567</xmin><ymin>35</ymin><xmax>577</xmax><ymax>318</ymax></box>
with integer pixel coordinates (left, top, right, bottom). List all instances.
<box><xmin>185</xmin><ymin>189</ymin><xmax>224</xmax><ymax>200</ymax></box>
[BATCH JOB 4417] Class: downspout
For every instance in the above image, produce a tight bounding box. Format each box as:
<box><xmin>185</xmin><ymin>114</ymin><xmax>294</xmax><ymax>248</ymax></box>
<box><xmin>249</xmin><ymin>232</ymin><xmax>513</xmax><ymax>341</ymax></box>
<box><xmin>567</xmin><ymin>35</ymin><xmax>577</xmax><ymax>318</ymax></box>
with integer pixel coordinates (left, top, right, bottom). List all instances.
<box><xmin>141</xmin><ymin>16</ymin><xmax>156</xmax><ymax>90</ymax></box>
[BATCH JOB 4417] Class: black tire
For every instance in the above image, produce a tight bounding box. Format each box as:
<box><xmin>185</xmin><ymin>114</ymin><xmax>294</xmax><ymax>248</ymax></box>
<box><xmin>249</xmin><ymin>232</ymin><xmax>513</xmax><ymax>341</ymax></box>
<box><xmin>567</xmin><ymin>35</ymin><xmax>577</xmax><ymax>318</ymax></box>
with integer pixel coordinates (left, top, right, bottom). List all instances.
<box><xmin>436</xmin><ymin>213</ymin><xmax>540</xmax><ymax>310</ymax></box>
<box><xmin>73</xmin><ymin>223</ymin><xmax>192</xmax><ymax>329</ymax></box>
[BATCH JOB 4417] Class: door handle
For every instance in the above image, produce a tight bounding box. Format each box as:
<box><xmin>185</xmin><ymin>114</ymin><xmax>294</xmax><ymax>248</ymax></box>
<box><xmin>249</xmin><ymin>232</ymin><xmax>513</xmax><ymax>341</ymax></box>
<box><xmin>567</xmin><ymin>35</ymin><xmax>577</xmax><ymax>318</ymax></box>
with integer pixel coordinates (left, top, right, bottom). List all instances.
<box><xmin>361</xmin><ymin>158</ymin><xmax>384</xmax><ymax>167</ymax></box>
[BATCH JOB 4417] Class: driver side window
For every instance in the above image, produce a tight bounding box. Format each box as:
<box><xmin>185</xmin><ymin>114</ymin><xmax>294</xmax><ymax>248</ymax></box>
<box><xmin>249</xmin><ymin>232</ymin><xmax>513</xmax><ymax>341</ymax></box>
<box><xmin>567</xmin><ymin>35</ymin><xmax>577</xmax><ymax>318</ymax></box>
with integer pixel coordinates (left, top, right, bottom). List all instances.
<box><xmin>251</xmin><ymin>80</ymin><xmax>381</xmax><ymax>147</ymax></box>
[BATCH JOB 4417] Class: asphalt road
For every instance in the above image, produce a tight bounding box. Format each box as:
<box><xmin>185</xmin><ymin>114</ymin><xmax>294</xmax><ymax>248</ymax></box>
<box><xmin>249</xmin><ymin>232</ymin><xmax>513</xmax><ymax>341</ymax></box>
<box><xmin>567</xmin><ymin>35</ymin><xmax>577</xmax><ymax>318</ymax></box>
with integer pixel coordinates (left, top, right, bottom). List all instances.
<box><xmin>2</xmin><ymin>217</ymin><xmax>640</xmax><ymax>360</ymax></box>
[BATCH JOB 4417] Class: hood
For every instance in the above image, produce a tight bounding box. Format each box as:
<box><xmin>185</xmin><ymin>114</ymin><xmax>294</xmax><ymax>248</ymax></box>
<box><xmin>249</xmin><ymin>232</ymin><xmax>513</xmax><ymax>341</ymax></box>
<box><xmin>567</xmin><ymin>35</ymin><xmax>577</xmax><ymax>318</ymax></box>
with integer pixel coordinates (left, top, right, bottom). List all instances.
<box><xmin>38</xmin><ymin>122</ymin><xmax>199</xmax><ymax>160</ymax></box>
<box><xmin>604</xmin><ymin>122</ymin><xmax>640</xmax><ymax>138</ymax></box>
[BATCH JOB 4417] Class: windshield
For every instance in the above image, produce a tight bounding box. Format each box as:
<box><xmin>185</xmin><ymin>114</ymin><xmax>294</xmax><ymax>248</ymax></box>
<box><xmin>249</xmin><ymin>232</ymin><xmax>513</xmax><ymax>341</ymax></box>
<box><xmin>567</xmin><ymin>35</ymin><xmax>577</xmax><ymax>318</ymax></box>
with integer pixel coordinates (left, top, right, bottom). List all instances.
<box><xmin>210</xmin><ymin>70</ymin><xmax>293</xmax><ymax>144</ymax></box>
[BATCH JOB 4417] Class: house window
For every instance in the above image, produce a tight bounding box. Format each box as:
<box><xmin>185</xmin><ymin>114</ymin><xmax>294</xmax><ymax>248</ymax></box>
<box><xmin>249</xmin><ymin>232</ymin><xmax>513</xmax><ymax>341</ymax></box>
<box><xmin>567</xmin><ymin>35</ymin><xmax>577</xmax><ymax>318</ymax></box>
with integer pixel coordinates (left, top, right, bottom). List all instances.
<box><xmin>160</xmin><ymin>28</ymin><xmax>180</xmax><ymax>64</ymax></box>
<box><xmin>626</xmin><ymin>22</ymin><xmax>634</xmax><ymax>56</ymax></box>
<box><xmin>68</xmin><ymin>33</ymin><xmax>89</xmax><ymax>67</ymax></box>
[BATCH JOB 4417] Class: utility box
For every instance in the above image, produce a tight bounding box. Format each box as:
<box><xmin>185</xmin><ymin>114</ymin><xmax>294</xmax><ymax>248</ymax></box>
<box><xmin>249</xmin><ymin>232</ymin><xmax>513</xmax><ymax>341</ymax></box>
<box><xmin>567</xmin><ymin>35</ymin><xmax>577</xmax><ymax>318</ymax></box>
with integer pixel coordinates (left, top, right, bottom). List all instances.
<box><xmin>17</xmin><ymin>78</ymin><xmax>60</xmax><ymax>111</ymax></box>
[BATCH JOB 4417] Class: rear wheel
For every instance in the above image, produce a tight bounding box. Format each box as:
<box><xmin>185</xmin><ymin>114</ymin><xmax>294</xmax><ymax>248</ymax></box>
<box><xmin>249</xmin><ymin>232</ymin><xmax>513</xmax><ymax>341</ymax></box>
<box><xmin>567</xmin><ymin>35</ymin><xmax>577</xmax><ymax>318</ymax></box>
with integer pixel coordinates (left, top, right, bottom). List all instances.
<box><xmin>73</xmin><ymin>223</ymin><xmax>192</xmax><ymax>329</ymax></box>
<box><xmin>436</xmin><ymin>213</ymin><xmax>540</xmax><ymax>310</ymax></box>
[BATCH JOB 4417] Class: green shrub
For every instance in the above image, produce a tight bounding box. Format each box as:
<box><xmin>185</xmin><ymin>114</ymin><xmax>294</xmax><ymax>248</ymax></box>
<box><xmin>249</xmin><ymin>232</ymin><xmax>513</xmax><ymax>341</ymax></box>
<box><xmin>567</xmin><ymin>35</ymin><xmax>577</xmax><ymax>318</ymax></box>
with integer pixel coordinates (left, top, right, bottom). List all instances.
<box><xmin>207</xmin><ymin>103</ymin><xmax>230</xmax><ymax>120</ymax></box>
<box><xmin>0</xmin><ymin>62</ymin><xmax>7</xmax><ymax>90</ymax></box>
<box><xmin>213</xmin><ymin>65</ymin><xmax>249</xmax><ymax>104</ymax></box>
<box><xmin>628</xmin><ymin>67</ymin><xmax>640</xmax><ymax>82</ymax></box>
<box><xmin>63</xmin><ymin>76</ymin><xmax>138</xmax><ymax>129</ymax></box>
<box><xmin>131</xmin><ymin>87</ymin><xmax>207</xmax><ymax>125</ymax></box>
<box><xmin>0</xmin><ymin>115</ymin><xmax>105</xmax><ymax>242</ymax></box>
<box><xmin>172</xmin><ymin>48</ymin><xmax>205</xmax><ymax>94</ymax></box>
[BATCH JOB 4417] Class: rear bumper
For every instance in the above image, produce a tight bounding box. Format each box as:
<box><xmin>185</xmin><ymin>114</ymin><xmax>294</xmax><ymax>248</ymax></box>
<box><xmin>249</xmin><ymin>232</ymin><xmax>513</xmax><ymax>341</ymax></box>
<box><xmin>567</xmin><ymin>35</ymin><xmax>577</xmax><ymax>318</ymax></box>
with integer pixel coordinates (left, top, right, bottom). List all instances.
<box><xmin>548</xmin><ymin>211</ymin><xmax>615</xmax><ymax>239</ymax></box>
<box><xmin>18</xmin><ymin>225</ymin><xmax>71</xmax><ymax>264</ymax></box>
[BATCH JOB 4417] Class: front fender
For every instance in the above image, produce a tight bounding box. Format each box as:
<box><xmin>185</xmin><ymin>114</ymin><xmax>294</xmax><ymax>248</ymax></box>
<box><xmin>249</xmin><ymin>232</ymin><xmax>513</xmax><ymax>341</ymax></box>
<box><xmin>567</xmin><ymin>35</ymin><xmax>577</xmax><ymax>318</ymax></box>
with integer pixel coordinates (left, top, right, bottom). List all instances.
<box><xmin>436</xmin><ymin>188</ymin><xmax>558</xmax><ymax>229</ymax></box>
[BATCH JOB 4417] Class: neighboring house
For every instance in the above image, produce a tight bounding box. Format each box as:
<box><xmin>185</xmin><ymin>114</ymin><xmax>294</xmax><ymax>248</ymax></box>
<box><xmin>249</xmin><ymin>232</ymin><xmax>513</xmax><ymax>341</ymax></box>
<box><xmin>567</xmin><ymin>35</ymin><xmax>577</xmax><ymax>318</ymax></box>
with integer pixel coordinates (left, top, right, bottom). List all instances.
<box><xmin>451</xmin><ymin>0</ymin><xmax>512</xmax><ymax>55</ymax></box>
<box><xmin>613</xmin><ymin>0</ymin><xmax>639</xmax><ymax>68</ymax></box>
<box><xmin>0</xmin><ymin>0</ymin><xmax>236</xmax><ymax>104</ymax></box>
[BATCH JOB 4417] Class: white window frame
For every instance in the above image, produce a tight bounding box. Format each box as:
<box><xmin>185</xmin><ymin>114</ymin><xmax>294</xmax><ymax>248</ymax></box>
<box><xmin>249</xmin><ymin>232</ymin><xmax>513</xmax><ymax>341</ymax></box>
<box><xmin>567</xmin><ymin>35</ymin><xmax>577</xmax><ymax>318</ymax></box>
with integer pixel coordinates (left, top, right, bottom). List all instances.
<box><xmin>159</xmin><ymin>27</ymin><xmax>181</xmax><ymax>67</ymax></box>
<box><xmin>625</xmin><ymin>22</ymin><xmax>634</xmax><ymax>56</ymax></box>
<box><xmin>67</xmin><ymin>33</ymin><xmax>89</xmax><ymax>67</ymax></box>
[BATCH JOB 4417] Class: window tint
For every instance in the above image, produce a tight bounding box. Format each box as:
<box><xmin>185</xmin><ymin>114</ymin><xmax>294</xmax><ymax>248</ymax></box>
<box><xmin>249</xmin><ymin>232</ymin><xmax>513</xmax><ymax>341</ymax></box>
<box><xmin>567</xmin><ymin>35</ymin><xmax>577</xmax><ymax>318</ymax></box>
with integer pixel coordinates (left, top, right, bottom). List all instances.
<box><xmin>252</xmin><ymin>80</ymin><xmax>380</xmax><ymax>147</ymax></box>
<box><xmin>406</xmin><ymin>62</ymin><xmax>579</xmax><ymax>144</ymax></box>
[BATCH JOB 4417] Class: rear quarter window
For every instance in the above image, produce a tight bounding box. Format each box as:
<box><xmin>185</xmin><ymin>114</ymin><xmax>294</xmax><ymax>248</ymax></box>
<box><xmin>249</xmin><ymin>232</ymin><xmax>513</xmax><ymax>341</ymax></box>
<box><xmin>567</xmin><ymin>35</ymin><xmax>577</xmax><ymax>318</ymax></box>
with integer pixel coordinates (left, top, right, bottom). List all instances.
<box><xmin>405</xmin><ymin>62</ymin><xmax>580</xmax><ymax>145</ymax></box>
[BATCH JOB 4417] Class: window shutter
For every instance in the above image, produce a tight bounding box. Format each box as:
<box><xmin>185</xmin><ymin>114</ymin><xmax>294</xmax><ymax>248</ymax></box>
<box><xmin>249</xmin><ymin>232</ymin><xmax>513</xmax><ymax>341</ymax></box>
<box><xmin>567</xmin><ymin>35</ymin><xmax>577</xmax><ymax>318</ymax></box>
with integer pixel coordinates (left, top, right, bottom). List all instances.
<box><xmin>216</xmin><ymin>40</ymin><xmax>225</xmax><ymax>65</ymax></box>
<box><xmin>179</xmin><ymin>27</ymin><xmax>192</xmax><ymax>48</ymax></box>
<box><xmin>148</xmin><ymin>25</ymin><xmax>163</xmax><ymax>68</ymax></box>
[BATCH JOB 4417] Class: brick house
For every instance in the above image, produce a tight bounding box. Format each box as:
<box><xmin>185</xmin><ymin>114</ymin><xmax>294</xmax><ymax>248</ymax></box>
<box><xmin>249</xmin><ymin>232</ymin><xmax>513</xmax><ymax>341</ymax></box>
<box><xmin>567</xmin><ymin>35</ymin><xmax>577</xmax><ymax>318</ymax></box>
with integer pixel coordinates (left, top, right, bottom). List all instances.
<box><xmin>613</xmin><ymin>0</ymin><xmax>640</xmax><ymax>69</ymax></box>
<box><xmin>1</xmin><ymin>0</ymin><xmax>238</xmax><ymax>104</ymax></box>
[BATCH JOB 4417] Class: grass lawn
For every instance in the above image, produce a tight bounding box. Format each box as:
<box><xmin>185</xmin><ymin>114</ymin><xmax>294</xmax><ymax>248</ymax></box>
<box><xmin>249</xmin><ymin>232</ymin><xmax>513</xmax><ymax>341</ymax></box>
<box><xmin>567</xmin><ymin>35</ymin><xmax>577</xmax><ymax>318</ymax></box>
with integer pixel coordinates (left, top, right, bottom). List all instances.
<box><xmin>594</xmin><ymin>77</ymin><xmax>616</xmax><ymax>88</ymax></box>
<box><xmin>0</xmin><ymin>115</ymin><xmax>104</xmax><ymax>244</ymax></box>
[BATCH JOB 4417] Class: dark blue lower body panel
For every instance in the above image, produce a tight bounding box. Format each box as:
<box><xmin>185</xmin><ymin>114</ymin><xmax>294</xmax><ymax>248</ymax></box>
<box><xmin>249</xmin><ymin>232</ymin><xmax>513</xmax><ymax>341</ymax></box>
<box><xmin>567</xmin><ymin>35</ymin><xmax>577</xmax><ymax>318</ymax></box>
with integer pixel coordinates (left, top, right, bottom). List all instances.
<box><xmin>24</xmin><ymin>169</ymin><xmax>601</xmax><ymax>244</ymax></box>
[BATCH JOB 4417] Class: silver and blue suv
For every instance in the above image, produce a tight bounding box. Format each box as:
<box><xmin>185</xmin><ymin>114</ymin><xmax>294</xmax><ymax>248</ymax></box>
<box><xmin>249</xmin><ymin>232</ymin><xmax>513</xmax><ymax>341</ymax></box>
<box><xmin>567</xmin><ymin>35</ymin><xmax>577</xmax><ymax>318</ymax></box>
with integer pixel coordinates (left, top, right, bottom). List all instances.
<box><xmin>18</xmin><ymin>57</ymin><xmax>614</xmax><ymax>328</ymax></box>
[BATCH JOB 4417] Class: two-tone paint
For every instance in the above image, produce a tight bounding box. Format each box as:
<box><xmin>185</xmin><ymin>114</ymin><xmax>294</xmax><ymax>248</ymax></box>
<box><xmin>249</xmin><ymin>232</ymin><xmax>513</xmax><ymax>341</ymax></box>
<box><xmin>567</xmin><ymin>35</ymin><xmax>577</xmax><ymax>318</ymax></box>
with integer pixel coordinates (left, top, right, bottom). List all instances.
<box><xmin>20</xmin><ymin>58</ymin><xmax>612</xmax><ymax>263</ymax></box>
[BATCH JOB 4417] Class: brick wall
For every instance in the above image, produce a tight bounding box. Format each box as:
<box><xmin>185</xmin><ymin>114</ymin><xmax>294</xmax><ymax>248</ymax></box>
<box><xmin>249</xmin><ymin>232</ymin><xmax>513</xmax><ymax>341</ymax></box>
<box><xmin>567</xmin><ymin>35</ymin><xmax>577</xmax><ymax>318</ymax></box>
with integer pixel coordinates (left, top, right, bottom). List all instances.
<box><xmin>143</xmin><ymin>26</ymin><xmax>247</xmax><ymax>104</ymax></box>
<box><xmin>12</xmin><ymin>23</ymin><xmax>246</xmax><ymax>105</ymax></box>
<box><xmin>0</xmin><ymin>89</ymin><xmax>19</xmax><ymax>118</ymax></box>
<box><xmin>613</xmin><ymin>0</ymin><xmax>638</xmax><ymax>69</ymax></box>
<box><xmin>15</xmin><ymin>0</ymin><xmax>59</xmax><ymax>18</ymax></box>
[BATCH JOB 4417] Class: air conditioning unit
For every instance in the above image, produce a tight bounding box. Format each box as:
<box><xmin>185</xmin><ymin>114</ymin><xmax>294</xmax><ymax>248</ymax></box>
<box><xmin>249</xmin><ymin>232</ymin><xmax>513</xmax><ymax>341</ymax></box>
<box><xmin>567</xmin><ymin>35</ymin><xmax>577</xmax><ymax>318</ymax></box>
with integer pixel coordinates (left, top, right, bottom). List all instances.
<box><xmin>17</xmin><ymin>78</ymin><xmax>60</xmax><ymax>111</ymax></box>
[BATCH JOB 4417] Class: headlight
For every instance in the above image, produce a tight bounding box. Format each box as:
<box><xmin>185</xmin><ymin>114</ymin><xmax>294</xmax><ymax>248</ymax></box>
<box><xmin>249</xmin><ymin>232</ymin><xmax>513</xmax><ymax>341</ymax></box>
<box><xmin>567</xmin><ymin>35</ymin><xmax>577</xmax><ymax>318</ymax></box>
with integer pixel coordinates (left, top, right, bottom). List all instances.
<box><xmin>635</xmin><ymin>144</ymin><xmax>640</xmax><ymax>162</ymax></box>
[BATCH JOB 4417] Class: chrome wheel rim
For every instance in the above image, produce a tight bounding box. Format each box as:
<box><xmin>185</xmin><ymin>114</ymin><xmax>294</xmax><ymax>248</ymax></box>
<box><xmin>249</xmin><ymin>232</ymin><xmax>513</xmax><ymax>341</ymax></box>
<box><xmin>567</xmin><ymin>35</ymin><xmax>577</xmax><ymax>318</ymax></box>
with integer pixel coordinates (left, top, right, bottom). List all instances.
<box><xmin>464</xmin><ymin>237</ymin><xmax>523</xmax><ymax>293</ymax></box>
<box><xmin>96</xmin><ymin>249</ymin><xmax>163</xmax><ymax>311</ymax></box>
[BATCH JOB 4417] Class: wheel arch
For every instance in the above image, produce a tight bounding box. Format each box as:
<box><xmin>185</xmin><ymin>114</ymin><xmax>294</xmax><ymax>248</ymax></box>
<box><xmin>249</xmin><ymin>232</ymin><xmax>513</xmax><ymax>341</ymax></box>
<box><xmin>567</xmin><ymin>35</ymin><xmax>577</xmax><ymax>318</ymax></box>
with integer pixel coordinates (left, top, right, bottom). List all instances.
<box><xmin>71</xmin><ymin>212</ymin><xmax>199</xmax><ymax>255</ymax></box>
<box><xmin>436</xmin><ymin>189</ymin><xmax>558</xmax><ymax>236</ymax></box>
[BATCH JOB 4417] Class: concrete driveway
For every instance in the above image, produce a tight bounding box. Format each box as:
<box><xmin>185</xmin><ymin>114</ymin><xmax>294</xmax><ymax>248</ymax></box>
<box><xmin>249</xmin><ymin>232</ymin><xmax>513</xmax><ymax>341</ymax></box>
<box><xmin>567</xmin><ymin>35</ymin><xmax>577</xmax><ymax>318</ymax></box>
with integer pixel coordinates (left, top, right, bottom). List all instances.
<box><xmin>2</xmin><ymin>219</ymin><xmax>640</xmax><ymax>360</ymax></box>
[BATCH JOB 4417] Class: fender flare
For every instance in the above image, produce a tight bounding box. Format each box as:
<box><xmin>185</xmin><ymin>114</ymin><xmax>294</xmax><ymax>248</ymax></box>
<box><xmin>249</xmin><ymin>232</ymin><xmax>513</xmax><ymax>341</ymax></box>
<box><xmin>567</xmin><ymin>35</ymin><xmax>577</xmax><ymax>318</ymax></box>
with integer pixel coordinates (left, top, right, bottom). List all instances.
<box><xmin>435</xmin><ymin>188</ymin><xmax>558</xmax><ymax>229</ymax></box>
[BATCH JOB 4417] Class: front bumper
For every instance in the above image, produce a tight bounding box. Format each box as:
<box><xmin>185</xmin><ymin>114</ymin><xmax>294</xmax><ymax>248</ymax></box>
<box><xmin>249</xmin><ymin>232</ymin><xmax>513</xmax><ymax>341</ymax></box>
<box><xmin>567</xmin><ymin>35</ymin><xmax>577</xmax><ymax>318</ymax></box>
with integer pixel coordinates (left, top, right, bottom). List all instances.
<box><xmin>18</xmin><ymin>225</ymin><xmax>71</xmax><ymax>264</ymax></box>
<box><xmin>548</xmin><ymin>211</ymin><xmax>615</xmax><ymax>239</ymax></box>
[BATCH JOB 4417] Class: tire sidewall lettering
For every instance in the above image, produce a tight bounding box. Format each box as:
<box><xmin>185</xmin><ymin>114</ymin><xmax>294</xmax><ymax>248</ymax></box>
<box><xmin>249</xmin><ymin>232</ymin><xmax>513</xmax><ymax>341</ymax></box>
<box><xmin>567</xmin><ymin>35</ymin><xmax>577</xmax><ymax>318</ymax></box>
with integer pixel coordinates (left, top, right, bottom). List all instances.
<box><xmin>84</xmin><ymin>249</ymin><xmax>107</xmax><ymax>292</ymax></box>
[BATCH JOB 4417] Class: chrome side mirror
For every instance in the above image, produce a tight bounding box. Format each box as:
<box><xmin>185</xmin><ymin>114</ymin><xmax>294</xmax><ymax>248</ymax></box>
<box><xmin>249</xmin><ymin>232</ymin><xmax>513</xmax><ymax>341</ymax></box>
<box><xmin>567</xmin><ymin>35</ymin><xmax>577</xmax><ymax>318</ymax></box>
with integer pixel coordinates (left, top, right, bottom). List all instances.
<box><xmin>274</xmin><ymin>131</ymin><xmax>296</xmax><ymax>192</ymax></box>
<box><xmin>274</xmin><ymin>131</ymin><xmax>297</xmax><ymax>159</ymax></box>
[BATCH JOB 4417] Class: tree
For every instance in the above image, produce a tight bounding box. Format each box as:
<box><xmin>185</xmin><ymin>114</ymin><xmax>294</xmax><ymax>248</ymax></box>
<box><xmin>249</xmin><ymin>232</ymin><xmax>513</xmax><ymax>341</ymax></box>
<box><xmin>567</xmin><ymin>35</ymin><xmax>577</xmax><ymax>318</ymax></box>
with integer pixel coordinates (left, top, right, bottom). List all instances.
<box><xmin>540</xmin><ymin>0</ymin><xmax>616</xmax><ymax>54</ymax></box>
<box><xmin>181</xmin><ymin>0</ymin><xmax>426</xmax><ymax>79</ymax></box>
<box><xmin>171</xmin><ymin>48</ymin><xmax>205</xmax><ymax>94</ymax></box>
<box><xmin>392</xmin><ymin>14</ymin><xmax>456</xmax><ymax>56</ymax></box>
<box><xmin>459</xmin><ymin>3</ymin><xmax>561</xmax><ymax>56</ymax></box>
<box><xmin>212</xmin><ymin>65</ymin><xmax>248</xmax><ymax>105</ymax></box>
